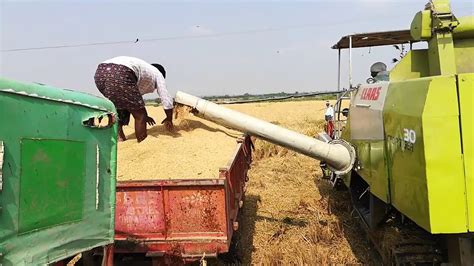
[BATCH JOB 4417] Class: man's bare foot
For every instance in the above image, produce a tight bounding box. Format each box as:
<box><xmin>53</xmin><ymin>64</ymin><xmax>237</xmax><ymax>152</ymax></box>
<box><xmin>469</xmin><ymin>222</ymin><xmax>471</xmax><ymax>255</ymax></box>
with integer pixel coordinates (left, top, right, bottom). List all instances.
<box><xmin>137</xmin><ymin>133</ymin><xmax>147</xmax><ymax>143</ymax></box>
<box><xmin>163</xmin><ymin>121</ymin><xmax>174</xmax><ymax>132</ymax></box>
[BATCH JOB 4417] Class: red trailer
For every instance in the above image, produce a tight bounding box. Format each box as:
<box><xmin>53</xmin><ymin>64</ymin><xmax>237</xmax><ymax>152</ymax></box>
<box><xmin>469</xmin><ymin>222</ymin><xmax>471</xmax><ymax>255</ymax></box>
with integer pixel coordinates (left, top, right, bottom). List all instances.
<box><xmin>112</xmin><ymin>135</ymin><xmax>252</xmax><ymax>262</ymax></box>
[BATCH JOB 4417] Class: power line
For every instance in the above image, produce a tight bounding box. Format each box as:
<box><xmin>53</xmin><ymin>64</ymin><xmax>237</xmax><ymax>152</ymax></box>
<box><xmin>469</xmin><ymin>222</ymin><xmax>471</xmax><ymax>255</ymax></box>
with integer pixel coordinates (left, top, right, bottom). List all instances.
<box><xmin>1</xmin><ymin>17</ymin><xmax>402</xmax><ymax>52</ymax></box>
<box><xmin>1</xmin><ymin>40</ymin><xmax>136</xmax><ymax>52</ymax></box>
<box><xmin>1</xmin><ymin>24</ymin><xmax>322</xmax><ymax>52</ymax></box>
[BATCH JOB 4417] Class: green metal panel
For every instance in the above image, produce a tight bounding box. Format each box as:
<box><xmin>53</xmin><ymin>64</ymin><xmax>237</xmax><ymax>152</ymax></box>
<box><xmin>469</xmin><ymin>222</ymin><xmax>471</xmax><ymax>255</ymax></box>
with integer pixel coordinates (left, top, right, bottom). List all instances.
<box><xmin>423</xmin><ymin>76</ymin><xmax>467</xmax><ymax>233</ymax></box>
<box><xmin>369</xmin><ymin>141</ymin><xmax>389</xmax><ymax>203</ymax></box>
<box><xmin>454</xmin><ymin>38</ymin><xmax>474</xmax><ymax>74</ymax></box>
<box><xmin>453</xmin><ymin>16</ymin><xmax>474</xmax><ymax>40</ymax></box>
<box><xmin>410</xmin><ymin>10</ymin><xmax>432</xmax><ymax>40</ymax></box>
<box><xmin>459</xmin><ymin>74</ymin><xmax>474</xmax><ymax>231</ymax></box>
<box><xmin>384</xmin><ymin>76</ymin><xmax>467</xmax><ymax>233</ymax></box>
<box><xmin>355</xmin><ymin>141</ymin><xmax>371</xmax><ymax>180</ymax></box>
<box><xmin>352</xmin><ymin>140</ymin><xmax>390</xmax><ymax>203</ymax></box>
<box><xmin>19</xmin><ymin>139</ymin><xmax>85</xmax><ymax>233</ymax></box>
<box><xmin>428</xmin><ymin>35</ymin><xmax>457</xmax><ymax>75</ymax></box>
<box><xmin>0</xmin><ymin>78</ymin><xmax>117</xmax><ymax>265</ymax></box>
<box><xmin>390</xmin><ymin>50</ymin><xmax>429</xmax><ymax>81</ymax></box>
<box><xmin>384</xmin><ymin>78</ymin><xmax>431</xmax><ymax>231</ymax></box>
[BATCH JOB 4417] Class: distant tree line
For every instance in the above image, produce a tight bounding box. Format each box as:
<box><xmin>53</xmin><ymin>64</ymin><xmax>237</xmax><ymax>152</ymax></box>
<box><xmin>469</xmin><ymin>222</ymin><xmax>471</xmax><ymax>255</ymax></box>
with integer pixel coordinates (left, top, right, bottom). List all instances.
<box><xmin>145</xmin><ymin>90</ymin><xmax>337</xmax><ymax>106</ymax></box>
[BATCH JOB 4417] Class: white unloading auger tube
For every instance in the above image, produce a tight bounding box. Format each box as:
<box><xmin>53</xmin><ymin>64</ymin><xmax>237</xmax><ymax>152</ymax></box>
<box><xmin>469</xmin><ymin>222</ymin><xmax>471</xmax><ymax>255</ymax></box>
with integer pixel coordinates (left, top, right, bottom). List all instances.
<box><xmin>175</xmin><ymin>91</ymin><xmax>355</xmax><ymax>174</ymax></box>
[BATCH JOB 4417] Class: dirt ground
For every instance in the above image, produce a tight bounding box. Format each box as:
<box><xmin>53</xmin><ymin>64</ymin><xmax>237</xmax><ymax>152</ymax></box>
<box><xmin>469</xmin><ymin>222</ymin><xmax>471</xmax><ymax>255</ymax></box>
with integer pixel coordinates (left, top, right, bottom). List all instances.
<box><xmin>119</xmin><ymin>99</ymin><xmax>378</xmax><ymax>264</ymax></box>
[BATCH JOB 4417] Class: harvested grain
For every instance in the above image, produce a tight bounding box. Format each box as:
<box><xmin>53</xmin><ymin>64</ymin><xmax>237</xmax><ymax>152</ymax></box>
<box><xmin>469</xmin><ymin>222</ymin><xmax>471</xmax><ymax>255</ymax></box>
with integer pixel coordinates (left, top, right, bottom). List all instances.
<box><xmin>173</xmin><ymin>103</ymin><xmax>194</xmax><ymax>122</ymax></box>
<box><xmin>117</xmin><ymin>106</ymin><xmax>241</xmax><ymax>180</ymax></box>
<box><xmin>117</xmin><ymin>99</ymin><xmax>348</xmax><ymax>181</ymax></box>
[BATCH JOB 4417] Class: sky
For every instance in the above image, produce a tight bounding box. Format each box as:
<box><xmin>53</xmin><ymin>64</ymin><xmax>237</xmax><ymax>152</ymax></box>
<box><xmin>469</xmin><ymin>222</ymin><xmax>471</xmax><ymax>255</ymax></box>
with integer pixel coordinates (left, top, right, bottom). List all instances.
<box><xmin>0</xmin><ymin>0</ymin><xmax>473</xmax><ymax>98</ymax></box>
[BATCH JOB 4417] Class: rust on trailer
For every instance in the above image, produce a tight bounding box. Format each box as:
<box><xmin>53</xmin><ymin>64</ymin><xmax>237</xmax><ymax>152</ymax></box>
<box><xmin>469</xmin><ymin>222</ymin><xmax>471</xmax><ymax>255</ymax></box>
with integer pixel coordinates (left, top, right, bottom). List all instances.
<box><xmin>113</xmin><ymin>135</ymin><xmax>252</xmax><ymax>259</ymax></box>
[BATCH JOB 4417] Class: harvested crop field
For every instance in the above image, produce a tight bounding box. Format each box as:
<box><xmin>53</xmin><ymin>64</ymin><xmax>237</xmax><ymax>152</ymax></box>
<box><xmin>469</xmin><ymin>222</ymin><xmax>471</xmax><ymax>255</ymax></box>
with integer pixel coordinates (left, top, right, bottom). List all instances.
<box><xmin>117</xmin><ymin>99</ymin><xmax>377</xmax><ymax>263</ymax></box>
<box><xmin>225</xmin><ymin>99</ymin><xmax>377</xmax><ymax>264</ymax></box>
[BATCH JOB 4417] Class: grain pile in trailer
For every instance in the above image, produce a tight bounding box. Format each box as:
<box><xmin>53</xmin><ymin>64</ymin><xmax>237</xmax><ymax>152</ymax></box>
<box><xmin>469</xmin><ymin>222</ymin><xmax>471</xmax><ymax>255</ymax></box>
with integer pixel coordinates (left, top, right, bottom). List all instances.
<box><xmin>117</xmin><ymin>106</ymin><xmax>241</xmax><ymax>180</ymax></box>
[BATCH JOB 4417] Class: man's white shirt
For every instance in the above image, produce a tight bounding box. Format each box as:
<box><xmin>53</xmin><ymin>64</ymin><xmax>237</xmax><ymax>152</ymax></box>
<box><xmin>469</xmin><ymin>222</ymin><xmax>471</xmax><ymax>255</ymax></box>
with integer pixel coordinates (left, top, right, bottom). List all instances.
<box><xmin>325</xmin><ymin>106</ymin><xmax>335</xmax><ymax>117</ymax></box>
<box><xmin>103</xmin><ymin>56</ymin><xmax>173</xmax><ymax>110</ymax></box>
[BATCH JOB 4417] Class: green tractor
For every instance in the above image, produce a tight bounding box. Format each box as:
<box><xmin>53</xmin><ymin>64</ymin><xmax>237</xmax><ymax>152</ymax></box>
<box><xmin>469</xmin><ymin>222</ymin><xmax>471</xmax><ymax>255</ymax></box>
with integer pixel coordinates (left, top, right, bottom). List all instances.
<box><xmin>330</xmin><ymin>0</ymin><xmax>473</xmax><ymax>263</ymax></box>
<box><xmin>0</xmin><ymin>79</ymin><xmax>118</xmax><ymax>265</ymax></box>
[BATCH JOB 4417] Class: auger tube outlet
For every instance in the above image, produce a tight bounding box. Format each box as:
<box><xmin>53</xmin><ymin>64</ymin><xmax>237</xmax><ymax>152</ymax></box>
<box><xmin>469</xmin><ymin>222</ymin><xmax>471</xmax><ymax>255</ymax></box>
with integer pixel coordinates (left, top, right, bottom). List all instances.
<box><xmin>175</xmin><ymin>91</ymin><xmax>355</xmax><ymax>174</ymax></box>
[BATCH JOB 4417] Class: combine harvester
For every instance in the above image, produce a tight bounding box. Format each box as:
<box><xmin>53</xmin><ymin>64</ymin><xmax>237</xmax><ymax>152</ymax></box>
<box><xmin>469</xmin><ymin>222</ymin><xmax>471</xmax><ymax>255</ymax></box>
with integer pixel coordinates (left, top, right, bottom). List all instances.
<box><xmin>174</xmin><ymin>0</ymin><xmax>473</xmax><ymax>264</ymax></box>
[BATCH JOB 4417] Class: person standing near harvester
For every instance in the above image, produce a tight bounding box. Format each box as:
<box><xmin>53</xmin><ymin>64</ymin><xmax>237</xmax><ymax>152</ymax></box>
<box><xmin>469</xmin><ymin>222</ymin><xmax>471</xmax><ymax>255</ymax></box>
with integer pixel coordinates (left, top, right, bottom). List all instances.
<box><xmin>94</xmin><ymin>56</ymin><xmax>174</xmax><ymax>142</ymax></box>
<box><xmin>324</xmin><ymin>101</ymin><xmax>335</xmax><ymax>138</ymax></box>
